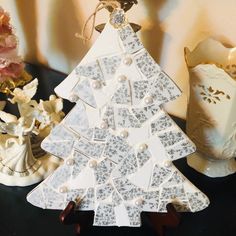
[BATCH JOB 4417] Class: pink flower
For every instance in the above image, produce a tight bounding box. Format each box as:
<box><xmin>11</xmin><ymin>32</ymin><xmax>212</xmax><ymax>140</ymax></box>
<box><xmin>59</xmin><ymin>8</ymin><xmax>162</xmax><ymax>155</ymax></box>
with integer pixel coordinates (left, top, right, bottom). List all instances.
<box><xmin>0</xmin><ymin>7</ymin><xmax>26</xmax><ymax>85</ymax></box>
<box><xmin>0</xmin><ymin>34</ymin><xmax>17</xmax><ymax>52</ymax></box>
<box><xmin>0</xmin><ymin>62</ymin><xmax>24</xmax><ymax>82</ymax></box>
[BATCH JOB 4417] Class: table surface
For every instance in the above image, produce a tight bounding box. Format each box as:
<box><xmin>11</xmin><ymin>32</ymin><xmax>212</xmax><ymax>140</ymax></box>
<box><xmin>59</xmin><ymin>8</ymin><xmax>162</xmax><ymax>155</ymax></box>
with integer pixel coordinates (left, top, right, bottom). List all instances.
<box><xmin>0</xmin><ymin>64</ymin><xmax>236</xmax><ymax>236</ymax></box>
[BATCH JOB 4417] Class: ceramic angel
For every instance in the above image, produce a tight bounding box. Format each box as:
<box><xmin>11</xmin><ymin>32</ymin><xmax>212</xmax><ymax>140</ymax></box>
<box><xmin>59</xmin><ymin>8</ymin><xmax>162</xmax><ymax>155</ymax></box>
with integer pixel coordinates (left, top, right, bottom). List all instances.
<box><xmin>36</xmin><ymin>95</ymin><xmax>64</xmax><ymax>134</ymax></box>
<box><xmin>0</xmin><ymin>110</ymin><xmax>37</xmax><ymax>144</ymax></box>
<box><xmin>27</xmin><ymin>8</ymin><xmax>209</xmax><ymax>227</ymax></box>
<box><xmin>0</xmin><ymin>109</ymin><xmax>60</xmax><ymax>186</ymax></box>
<box><xmin>0</xmin><ymin>78</ymin><xmax>64</xmax><ymax>186</ymax></box>
<box><xmin>9</xmin><ymin>78</ymin><xmax>38</xmax><ymax>105</ymax></box>
<box><xmin>9</xmin><ymin>78</ymin><xmax>64</xmax><ymax>136</ymax></box>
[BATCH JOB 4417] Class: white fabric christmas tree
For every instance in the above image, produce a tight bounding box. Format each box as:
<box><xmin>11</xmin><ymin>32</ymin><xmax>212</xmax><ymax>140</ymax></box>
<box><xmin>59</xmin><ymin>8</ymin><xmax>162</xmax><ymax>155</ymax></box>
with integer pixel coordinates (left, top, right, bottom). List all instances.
<box><xmin>27</xmin><ymin>9</ymin><xmax>209</xmax><ymax>227</ymax></box>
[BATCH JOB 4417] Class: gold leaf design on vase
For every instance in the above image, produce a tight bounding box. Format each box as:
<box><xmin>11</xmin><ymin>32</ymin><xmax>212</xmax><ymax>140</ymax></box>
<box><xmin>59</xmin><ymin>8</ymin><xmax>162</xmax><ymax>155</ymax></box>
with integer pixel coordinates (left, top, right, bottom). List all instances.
<box><xmin>197</xmin><ymin>84</ymin><xmax>230</xmax><ymax>104</ymax></box>
<box><xmin>215</xmin><ymin>63</ymin><xmax>236</xmax><ymax>79</ymax></box>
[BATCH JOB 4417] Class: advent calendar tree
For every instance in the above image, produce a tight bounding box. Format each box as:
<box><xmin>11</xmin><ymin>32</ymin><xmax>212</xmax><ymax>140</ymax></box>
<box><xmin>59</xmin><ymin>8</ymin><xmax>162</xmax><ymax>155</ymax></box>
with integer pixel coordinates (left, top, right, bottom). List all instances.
<box><xmin>27</xmin><ymin>8</ymin><xmax>209</xmax><ymax>227</ymax></box>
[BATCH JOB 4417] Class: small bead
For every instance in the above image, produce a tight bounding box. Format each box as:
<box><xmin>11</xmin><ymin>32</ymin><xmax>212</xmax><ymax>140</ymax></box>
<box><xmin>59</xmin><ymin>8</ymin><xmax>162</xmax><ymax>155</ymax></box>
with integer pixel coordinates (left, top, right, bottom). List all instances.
<box><xmin>117</xmin><ymin>75</ymin><xmax>127</xmax><ymax>82</ymax></box>
<box><xmin>144</xmin><ymin>96</ymin><xmax>154</xmax><ymax>105</ymax></box>
<box><xmin>135</xmin><ymin>198</ymin><xmax>143</xmax><ymax>206</ymax></box>
<box><xmin>69</xmin><ymin>94</ymin><xmax>79</xmax><ymax>102</ymax></box>
<box><xmin>139</xmin><ymin>143</ymin><xmax>148</xmax><ymax>152</ymax></box>
<box><xmin>100</xmin><ymin>121</ymin><xmax>108</xmax><ymax>129</ymax></box>
<box><xmin>164</xmin><ymin>160</ymin><xmax>172</xmax><ymax>168</ymax></box>
<box><xmin>123</xmin><ymin>57</ymin><xmax>133</xmax><ymax>66</ymax></box>
<box><xmin>89</xmin><ymin>160</ymin><xmax>97</xmax><ymax>168</ymax></box>
<box><xmin>120</xmin><ymin>130</ymin><xmax>129</xmax><ymax>138</ymax></box>
<box><xmin>59</xmin><ymin>186</ymin><xmax>68</xmax><ymax>193</ymax></box>
<box><xmin>66</xmin><ymin>158</ymin><xmax>75</xmax><ymax>166</ymax></box>
<box><xmin>92</xmin><ymin>80</ymin><xmax>102</xmax><ymax>89</ymax></box>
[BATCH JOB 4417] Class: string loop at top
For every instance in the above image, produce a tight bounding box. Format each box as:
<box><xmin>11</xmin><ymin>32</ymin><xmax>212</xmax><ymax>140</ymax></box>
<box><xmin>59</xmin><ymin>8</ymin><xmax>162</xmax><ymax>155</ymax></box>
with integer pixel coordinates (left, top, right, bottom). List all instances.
<box><xmin>76</xmin><ymin>0</ymin><xmax>121</xmax><ymax>43</ymax></box>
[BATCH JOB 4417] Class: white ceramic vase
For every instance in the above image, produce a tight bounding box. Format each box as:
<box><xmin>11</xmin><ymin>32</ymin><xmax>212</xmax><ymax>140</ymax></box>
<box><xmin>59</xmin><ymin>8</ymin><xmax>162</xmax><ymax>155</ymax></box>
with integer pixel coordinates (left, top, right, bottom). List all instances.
<box><xmin>185</xmin><ymin>38</ymin><xmax>236</xmax><ymax>177</ymax></box>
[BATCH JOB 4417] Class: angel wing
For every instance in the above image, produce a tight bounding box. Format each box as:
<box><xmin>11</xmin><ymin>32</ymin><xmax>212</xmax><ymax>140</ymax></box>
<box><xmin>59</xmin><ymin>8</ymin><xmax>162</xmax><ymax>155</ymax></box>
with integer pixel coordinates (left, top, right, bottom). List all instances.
<box><xmin>39</xmin><ymin>95</ymin><xmax>63</xmax><ymax>113</ymax></box>
<box><xmin>9</xmin><ymin>78</ymin><xmax>38</xmax><ymax>104</ymax></box>
<box><xmin>22</xmin><ymin>78</ymin><xmax>38</xmax><ymax>98</ymax></box>
<box><xmin>0</xmin><ymin>122</ymin><xmax>17</xmax><ymax>135</ymax></box>
<box><xmin>0</xmin><ymin>110</ymin><xmax>18</xmax><ymax>123</ymax></box>
<box><xmin>0</xmin><ymin>122</ymin><xmax>8</xmax><ymax>133</ymax></box>
<box><xmin>52</xmin><ymin>96</ymin><xmax>63</xmax><ymax>113</ymax></box>
<box><xmin>23</xmin><ymin>118</ymin><xmax>37</xmax><ymax>135</ymax></box>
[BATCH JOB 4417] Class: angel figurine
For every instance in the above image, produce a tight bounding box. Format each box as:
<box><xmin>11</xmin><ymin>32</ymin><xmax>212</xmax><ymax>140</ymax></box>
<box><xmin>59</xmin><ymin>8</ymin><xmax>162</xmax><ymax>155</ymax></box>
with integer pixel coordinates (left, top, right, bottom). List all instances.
<box><xmin>0</xmin><ymin>80</ymin><xmax>63</xmax><ymax>186</ymax></box>
<box><xmin>0</xmin><ymin>110</ymin><xmax>37</xmax><ymax>144</ymax></box>
<box><xmin>9</xmin><ymin>78</ymin><xmax>64</xmax><ymax>137</ymax></box>
<box><xmin>0</xmin><ymin>109</ymin><xmax>60</xmax><ymax>186</ymax></box>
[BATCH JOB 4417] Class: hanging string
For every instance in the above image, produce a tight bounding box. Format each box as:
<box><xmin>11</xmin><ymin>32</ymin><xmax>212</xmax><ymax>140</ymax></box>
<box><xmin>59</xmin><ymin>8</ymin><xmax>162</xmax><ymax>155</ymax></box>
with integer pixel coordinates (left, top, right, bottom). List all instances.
<box><xmin>75</xmin><ymin>0</ymin><xmax>121</xmax><ymax>43</ymax></box>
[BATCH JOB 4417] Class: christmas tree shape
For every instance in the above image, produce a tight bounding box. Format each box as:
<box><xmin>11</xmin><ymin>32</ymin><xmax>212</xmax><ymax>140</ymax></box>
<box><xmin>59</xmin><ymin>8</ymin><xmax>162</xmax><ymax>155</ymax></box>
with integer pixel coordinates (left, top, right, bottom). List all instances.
<box><xmin>27</xmin><ymin>9</ymin><xmax>209</xmax><ymax>227</ymax></box>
